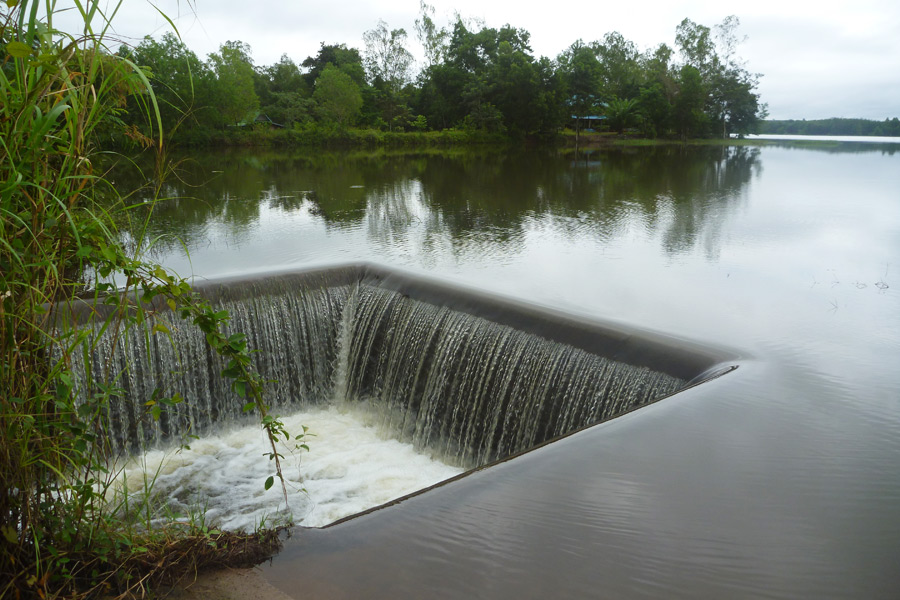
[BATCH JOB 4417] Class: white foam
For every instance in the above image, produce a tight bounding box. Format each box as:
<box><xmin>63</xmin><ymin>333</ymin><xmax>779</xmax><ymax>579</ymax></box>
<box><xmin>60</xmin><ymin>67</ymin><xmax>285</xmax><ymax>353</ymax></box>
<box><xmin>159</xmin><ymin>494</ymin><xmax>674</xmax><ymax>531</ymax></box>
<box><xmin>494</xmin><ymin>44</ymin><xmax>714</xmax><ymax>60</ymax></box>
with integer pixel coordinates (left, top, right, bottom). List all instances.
<box><xmin>117</xmin><ymin>405</ymin><xmax>464</xmax><ymax>531</ymax></box>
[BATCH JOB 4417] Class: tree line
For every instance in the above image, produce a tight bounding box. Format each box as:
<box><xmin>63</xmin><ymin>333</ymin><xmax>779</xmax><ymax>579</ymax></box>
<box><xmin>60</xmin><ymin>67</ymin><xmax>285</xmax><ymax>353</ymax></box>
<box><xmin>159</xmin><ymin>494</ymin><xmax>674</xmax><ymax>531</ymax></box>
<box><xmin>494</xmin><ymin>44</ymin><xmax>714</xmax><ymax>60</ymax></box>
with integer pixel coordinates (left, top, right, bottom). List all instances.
<box><xmin>760</xmin><ymin>118</ymin><xmax>900</xmax><ymax>137</ymax></box>
<box><xmin>117</xmin><ymin>4</ymin><xmax>766</xmax><ymax>144</ymax></box>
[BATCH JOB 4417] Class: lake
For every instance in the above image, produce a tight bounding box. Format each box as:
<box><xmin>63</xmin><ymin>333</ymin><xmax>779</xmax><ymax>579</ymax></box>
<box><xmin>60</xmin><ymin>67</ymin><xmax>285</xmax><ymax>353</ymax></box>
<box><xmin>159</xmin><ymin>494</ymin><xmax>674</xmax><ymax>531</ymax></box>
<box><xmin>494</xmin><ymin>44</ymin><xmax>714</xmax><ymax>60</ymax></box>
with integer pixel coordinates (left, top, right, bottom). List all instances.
<box><xmin>123</xmin><ymin>142</ymin><xmax>900</xmax><ymax>599</ymax></box>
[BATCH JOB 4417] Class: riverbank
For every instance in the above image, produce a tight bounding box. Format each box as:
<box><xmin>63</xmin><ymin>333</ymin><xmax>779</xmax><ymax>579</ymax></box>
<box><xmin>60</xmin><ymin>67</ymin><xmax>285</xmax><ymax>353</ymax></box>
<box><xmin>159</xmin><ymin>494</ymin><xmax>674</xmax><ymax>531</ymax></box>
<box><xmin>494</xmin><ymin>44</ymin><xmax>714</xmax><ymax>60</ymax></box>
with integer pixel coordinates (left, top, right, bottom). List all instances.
<box><xmin>158</xmin><ymin>126</ymin><xmax>898</xmax><ymax>153</ymax></box>
<box><xmin>168</xmin><ymin>126</ymin><xmax>510</xmax><ymax>149</ymax></box>
<box><xmin>165</xmin><ymin>568</ymin><xmax>290</xmax><ymax>600</ymax></box>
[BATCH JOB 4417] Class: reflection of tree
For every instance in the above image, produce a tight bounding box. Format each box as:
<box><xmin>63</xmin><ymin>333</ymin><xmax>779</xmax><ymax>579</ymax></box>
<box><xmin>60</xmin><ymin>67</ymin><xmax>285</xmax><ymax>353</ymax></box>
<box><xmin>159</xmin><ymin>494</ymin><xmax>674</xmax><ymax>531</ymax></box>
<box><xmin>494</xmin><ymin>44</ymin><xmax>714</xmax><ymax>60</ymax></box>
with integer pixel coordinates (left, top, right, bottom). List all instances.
<box><xmin>766</xmin><ymin>141</ymin><xmax>898</xmax><ymax>157</ymax></box>
<box><xmin>105</xmin><ymin>145</ymin><xmax>763</xmax><ymax>265</ymax></box>
<box><xmin>556</xmin><ymin>145</ymin><xmax>761</xmax><ymax>259</ymax></box>
<box><xmin>408</xmin><ymin>144</ymin><xmax>761</xmax><ymax>260</ymax></box>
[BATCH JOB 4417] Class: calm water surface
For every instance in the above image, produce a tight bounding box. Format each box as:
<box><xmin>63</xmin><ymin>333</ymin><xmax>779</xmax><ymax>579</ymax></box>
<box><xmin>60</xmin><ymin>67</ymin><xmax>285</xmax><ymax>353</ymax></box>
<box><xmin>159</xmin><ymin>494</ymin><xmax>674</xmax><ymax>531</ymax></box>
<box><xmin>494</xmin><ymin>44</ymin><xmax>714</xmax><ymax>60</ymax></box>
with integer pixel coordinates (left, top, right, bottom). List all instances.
<box><xmin>127</xmin><ymin>143</ymin><xmax>900</xmax><ymax>598</ymax></box>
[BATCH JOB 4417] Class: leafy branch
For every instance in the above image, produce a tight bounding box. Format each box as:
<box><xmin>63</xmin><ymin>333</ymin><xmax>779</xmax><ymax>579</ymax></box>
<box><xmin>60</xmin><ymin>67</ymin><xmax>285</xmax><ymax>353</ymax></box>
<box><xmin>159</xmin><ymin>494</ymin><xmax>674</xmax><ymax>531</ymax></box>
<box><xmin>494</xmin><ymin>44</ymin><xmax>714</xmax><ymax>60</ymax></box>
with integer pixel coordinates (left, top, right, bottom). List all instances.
<box><xmin>88</xmin><ymin>246</ymin><xmax>297</xmax><ymax>505</ymax></box>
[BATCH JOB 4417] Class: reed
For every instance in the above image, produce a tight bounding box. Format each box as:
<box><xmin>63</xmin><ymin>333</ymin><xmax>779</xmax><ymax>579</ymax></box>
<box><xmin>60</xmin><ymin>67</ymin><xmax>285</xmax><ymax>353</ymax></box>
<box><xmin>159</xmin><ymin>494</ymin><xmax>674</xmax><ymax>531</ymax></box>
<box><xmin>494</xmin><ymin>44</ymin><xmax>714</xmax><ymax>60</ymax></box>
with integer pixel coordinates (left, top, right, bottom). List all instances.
<box><xmin>1</xmin><ymin>2</ymin><xmax>292</xmax><ymax>596</ymax></box>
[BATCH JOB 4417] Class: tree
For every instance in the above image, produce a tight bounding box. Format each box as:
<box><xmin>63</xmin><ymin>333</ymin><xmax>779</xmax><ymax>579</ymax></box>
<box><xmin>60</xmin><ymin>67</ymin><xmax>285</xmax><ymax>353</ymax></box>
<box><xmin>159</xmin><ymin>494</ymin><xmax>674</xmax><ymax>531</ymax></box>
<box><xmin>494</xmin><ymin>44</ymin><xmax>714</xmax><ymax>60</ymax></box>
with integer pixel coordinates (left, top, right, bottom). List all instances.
<box><xmin>414</xmin><ymin>1</ymin><xmax>448</xmax><ymax>70</ymax></box>
<box><xmin>423</xmin><ymin>19</ymin><xmax>544</xmax><ymax>134</ymax></box>
<box><xmin>594</xmin><ymin>31</ymin><xmax>641</xmax><ymax>100</ymax></box>
<box><xmin>254</xmin><ymin>54</ymin><xmax>311</xmax><ymax>127</ymax></box>
<box><xmin>486</xmin><ymin>39</ymin><xmax>543</xmax><ymax>134</ymax></box>
<box><xmin>634</xmin><ymin>43</ymin><xmax>676</xmax><ymax>137</ymax></box>
<box><xmin>363</xmin><ymin>20</ymin><xmax>414</xmax><ymax>89</ymax></box>
<box><xmin>605</xmin><ymin>96</ymin><xmax>640</xmax><ymax>134</ymax></box>
<box><xmin>302</xmin><ymin>43</ymin><xmax>366</xmax><ymax>88</ymax></box>
<box><xmin>258</xmin><ymin>54</ymin><xmax>307</xmax><ymax>99</ymax></box>
<box><xmin>673</xmin><ymin>64</ymin><xmax>708</xmax><ymax>139</ymax></box>
<box><xmin>675</xmin><ymin>18</ymin><xmax>717</xmax><ymax>77</ymax></box>
<box><xmin>637</xmin><ymin>82</ymin><xmax>672</xmax><ymax>137</ymax></box>
<box><xmin>363</xmin><ymin>20</ymin><xmax>415</xmax><ymax>130</ymax></box>
<box><xmin>208</xmin><ymin>40</ymin><xmax>259</xmax><ymax>126</ymax></box>
<box><xmin>675</xmin><ymin>17</ymin><xmax>764</xmax><ymax>138</ymax></box>
<box><xmin>129</xmin><ymin>33</ymin><xmax>215</xmax><ymax>133</ymax></box>
<box><xmin>313</xmin><ymin>64</ymin><xmax>362</xmax><ymax>128</ymax></box>
<box><xmin>711</xmin><ymin>17</ymin><xmax>765</xmax><ymax>137</ymax></box>
<box><xmin>558</xmin><ymin>41</ymin><xmax>602</xmax><ymax>140</ymax></box>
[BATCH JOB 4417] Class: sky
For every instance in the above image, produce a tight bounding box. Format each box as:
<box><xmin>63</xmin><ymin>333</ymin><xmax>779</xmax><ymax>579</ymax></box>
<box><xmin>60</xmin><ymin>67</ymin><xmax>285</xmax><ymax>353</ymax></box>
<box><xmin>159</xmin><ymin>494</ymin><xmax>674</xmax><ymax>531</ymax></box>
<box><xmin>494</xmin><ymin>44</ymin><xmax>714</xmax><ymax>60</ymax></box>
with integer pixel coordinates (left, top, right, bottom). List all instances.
<box><xmin>68</xmin><ymin>0</ymin><xmax>900</xmax><ymax>120</ymax></box>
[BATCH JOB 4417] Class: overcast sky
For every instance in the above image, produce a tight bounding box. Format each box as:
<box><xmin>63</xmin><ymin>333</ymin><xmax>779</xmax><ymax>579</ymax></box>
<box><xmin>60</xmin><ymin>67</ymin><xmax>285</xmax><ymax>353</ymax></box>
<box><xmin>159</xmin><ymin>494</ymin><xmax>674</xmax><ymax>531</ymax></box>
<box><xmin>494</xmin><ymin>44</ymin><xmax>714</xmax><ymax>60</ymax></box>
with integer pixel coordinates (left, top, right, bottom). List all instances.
<box><xmin>79</xmin><ymin>0</ymin><xmax>900</xmax><ymax>120</ymax></box>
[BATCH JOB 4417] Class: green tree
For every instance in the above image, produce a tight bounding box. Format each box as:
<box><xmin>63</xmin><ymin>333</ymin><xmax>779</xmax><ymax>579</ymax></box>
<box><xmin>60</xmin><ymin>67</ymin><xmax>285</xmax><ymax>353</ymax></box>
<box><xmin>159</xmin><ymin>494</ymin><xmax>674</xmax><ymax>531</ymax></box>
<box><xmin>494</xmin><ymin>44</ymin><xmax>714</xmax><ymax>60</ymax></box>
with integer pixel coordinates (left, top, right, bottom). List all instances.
<box><xmin>605</xmin><ymin>96</ymin><xmax>640</xmax><ymax>134</ymax></box>
<box><xmin>637</xmin><ymin>82</ymin><xmax>672</xmax><ymax>137</ymax></box>
<box><xmin>425</xmin><ymin>19</ymin><xmax>545</xmax><ymax>134</ymax></box>
<box><xmin>256</xmin><ymin>54</ymin><xmax>307</xmax><ymax>101</ymax></box>
<box><xmin>673</xmin><ymin>64</ymin><xmax>708</xmax><ymax>139</ymax></box>
<box><xmin>675</xmin><ymin>17</ymin><xmax>764</xmax><ymax>138</ymax></box>
<box><xmin>208</xmin><ymin>40</ymin><xmax>259</xmax><ymax>126</ymax></box>
<box><xmin>711</xmin><ymin>17</ymin><xmax>765</xmax><ymax>137</ymax></box>
<box><xmin>129</xmin><ymin>33</ymin><xmax>215</xmax><ymax>134</ymax></box>
<box><xmin>675</xmin><ymin>18</ymin><xmax>717</xmax><ymax>77</ymax></box>
<box><xmin>363</xmin><ymin>20</ymin><xmax>414</xmax><ymax>89</ymax></box>
<box><xmin>302</xmin><ymin>43</ymin><xmax>366</xmax><ymax>88</ymax></box>
<box><xmin>313</xmin><ymin>64</ymin><xmax>362</xmax><ymax>128</ymax></box>
<box><xmin>363</xmin><ymin>20</ymin><xmax>415</xmax><ymax>130</ymax></box>
<box><xmin>416</xmin><ymin>18</ymin><xmax>486</xmax><ymax>129</ymax></box>
<box><xmin>414</xmin><ymin>1</ymin><xmax>448</xmax><ymax>69</ymax></box>
<box><xmin>594</xmin><ymin>31</ymin><xmax>642</xmax><ymax>100</ymax></box>
<box><xmin>558</xmin><ymin>41</ymin><xmax>602</xmax><ymax>139</ymax></box>
<box><xmin>634</xmin><ymin>43</ymin><xmax>676</xmax><ymax>137</ymax></box>
<box><xmin>479</xmin><ymin>25</ymin><xmax>542</xmax><ymax>134</ymax></box>
<box><xmin>255</xmin><ymin>54</ymin><xmax>311</xmax><ymax>127</ymax></box>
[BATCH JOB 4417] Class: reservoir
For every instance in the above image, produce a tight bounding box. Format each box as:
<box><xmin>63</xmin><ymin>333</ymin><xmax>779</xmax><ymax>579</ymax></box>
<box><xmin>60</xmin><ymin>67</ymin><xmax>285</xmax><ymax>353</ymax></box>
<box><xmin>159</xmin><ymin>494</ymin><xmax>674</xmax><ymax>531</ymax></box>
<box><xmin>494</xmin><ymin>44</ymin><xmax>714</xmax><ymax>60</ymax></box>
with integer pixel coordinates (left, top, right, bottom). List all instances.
<box><xmin>112</xmin><ymin>142</ymin><xmax>899</xmax><ymax>598</ymax></box>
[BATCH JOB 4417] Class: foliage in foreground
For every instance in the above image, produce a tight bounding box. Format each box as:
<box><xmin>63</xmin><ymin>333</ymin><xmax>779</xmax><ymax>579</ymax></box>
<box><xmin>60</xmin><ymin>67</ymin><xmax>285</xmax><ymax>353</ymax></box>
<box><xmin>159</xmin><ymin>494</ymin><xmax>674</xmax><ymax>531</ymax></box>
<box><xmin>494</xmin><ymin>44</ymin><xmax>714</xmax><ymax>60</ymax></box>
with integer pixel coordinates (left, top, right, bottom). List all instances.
<box><xmin>1</xmin><ymin>2</ymin><xmax>296</xmax><ymax>597</ymax></box>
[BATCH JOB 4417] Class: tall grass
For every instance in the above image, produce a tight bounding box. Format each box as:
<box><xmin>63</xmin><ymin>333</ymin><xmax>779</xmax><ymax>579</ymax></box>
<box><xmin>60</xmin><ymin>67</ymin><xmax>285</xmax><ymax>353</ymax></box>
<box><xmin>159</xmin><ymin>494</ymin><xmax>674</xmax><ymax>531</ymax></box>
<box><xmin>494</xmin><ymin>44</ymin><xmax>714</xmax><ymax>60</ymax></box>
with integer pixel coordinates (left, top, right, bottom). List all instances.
<box><xmin>1</xmin><ymin>2</ymin><xmax>294</xmax><ymax>597</ymax></box>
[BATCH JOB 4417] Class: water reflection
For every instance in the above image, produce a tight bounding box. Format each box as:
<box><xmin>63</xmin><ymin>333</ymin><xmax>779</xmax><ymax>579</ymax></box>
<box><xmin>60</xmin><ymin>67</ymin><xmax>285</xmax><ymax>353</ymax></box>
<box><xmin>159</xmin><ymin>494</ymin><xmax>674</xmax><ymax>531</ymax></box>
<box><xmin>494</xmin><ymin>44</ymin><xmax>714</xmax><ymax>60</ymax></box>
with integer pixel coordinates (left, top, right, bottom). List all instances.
<box><xmin>112</xmin><ymin>145</ymin><xmax>762</xmax><ymax>271</ymax></box>
<box><xmin>99</xmin><ymin>143</ymin><xmax>900</xmax><ymax>599</ymax></box>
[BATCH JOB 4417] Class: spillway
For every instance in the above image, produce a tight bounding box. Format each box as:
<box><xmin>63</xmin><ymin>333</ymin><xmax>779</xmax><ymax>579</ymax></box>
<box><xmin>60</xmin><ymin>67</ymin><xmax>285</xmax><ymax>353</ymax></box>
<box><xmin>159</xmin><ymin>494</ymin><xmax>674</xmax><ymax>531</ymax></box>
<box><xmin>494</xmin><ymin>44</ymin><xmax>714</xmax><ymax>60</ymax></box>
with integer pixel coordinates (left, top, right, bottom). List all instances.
<box><xmin>58</xmin><ymin>264</ymin><xmax>736</xmax><ymax>527</ymax></box>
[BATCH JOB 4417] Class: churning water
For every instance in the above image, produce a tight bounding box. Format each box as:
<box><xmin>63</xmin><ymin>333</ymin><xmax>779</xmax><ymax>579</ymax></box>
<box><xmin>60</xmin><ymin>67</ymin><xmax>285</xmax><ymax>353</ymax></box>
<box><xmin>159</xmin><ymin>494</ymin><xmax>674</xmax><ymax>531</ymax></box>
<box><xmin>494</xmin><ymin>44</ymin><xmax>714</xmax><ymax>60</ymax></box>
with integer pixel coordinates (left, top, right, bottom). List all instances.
<box><xmin>117</xmin><ymin>405</ymin><xmax>463</xmax><ymax>531</ymax></box>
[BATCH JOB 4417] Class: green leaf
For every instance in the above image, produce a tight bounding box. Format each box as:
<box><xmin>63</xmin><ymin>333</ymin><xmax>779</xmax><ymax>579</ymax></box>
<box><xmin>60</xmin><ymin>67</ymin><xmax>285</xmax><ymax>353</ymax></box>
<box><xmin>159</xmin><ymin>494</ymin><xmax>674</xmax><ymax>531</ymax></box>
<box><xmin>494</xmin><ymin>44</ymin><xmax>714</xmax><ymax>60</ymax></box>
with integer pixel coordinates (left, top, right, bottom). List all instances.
<box><xmin>1</xmin><ymin>525</ymin><xmax>17</xmax><ymax>544</ymax></box>
<box><xmin>242</xmin><ymin>402</ymin><xmax>256</xmax><ymax>413</ymax></box>
<box><xmin>264</xmin><ymin>476</ymin><xmax>274</xmax><ymax>491</ymax></box>
<box><xmin>7</xmin><ymin>41</ymin><xmax>32</xmax><ymax>58</ymax></box>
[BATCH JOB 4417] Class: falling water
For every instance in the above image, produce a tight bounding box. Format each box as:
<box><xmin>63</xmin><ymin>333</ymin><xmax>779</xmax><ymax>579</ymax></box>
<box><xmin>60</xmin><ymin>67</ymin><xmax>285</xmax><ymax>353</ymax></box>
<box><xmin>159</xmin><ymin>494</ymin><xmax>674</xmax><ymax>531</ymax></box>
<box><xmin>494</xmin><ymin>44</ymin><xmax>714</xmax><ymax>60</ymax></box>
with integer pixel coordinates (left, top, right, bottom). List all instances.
<box><xmin>63</xmin><ymin>268</ymin><xmax>690</xmax><ymax>467</ymax></box>
<box><xmin>338</xmin><ymin>285</ymin><xmax>686</xmax><ymax>467</ymax></box>
<box><xmin>65</xmin><ymin>280</ymin><xmax>350</xmax><ymax>453</ymax></box>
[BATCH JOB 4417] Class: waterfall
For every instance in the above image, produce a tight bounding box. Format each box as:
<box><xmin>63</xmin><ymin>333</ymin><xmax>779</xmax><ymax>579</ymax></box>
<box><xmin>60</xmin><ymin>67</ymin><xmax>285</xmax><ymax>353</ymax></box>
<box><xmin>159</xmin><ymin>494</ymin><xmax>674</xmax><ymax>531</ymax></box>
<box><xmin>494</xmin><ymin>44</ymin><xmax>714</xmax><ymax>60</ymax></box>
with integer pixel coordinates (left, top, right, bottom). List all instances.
<box><xmin>61</xmin><ymin>267</ymin><xmax>700</xmax><ymax>465</ymax></box>
<box><xmin>65</xmin><ymin>281</ymin><xmax>350</xmax><ymax>454</ymax></box>
<box><xmin>337</xmin><ymin>285</ymin><xmax>685</xmax><ymax>467</ymax></box>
